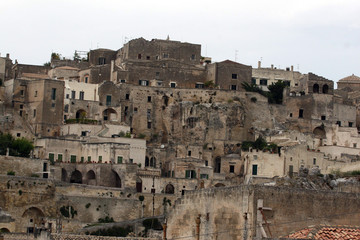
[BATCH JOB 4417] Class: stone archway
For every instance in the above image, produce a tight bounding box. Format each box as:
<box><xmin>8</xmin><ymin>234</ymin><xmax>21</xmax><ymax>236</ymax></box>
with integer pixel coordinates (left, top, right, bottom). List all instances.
<box><xmin>0</xmin><ymin>228</ymin><xmax>10</xmax><ymax>233</ymax></box>
<box><xmin>85</xmin><ymin>170</ymin><xmax>96</xmax><ymax>185</ymax></box>
<box><xmin>22</xmin><ymin>207</ymin><xmax>45</xmax><ymax>233</ymax></box>
<box><xmin>70</xmin><ymin>170</ymin><xmax>82</xmax><ymax>184</ymax></box>
<box><xmin>165</xmin><ymin>184</ymin><xmax>175</xmax><ymax>194</ymax></box>
<box><xmin>111</xmin><ymin>170</ymin><xmax>122</xmax><ymax>188</ymax></box>
<box><xmin>322</xmin><ymin>84</ymin><xmax>329</xmax><ymax>94</ymax></box>
<box><xmin>103</xmin><ymin>108</ymin><xmax>117</xmax><ymax>121</ymax></box>
<box><xmin>76</xmin><ymin>109</ymin><xmax>86</xmax><ymax>119</ymax></box>
<box><xmin>313</xmin><ymin>84</ymin><xmax>319</xmax><ymax>93</ymax></box>
<box><xmin>313</xmin><ymin>126</ymin><xmax>326</xmax><ymax>139</ymax></box>
<box><xmin>145</xmin><ymin>156</ymin><xmax>150</xmax><ymax>167</ymax></box>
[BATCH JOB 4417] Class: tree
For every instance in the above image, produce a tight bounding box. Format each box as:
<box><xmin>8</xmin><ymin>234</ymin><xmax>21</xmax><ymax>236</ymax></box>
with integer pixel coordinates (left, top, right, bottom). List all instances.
<box><xmin>51</xmin><ymin>52</ymin><xmax>61</xmax><ymax>61</ymax></box>
<box><xmin>267</xmin><ymin>80</ymin><xmax>287</xmax><ymax>104</ymax></box>
<box><xmin>73</xmin><ymin>51</ymin><xmax>81</xmax><ymax>61</ymax></box>
<box><xmin>11</xmin><ymin>137</ymin><xmax>34</xmax><ymax>157</ymax></box>
<box><xmin>0</xmin><ymin>133</ymin><xmax>13</xmax><ymax>155</ymax></box>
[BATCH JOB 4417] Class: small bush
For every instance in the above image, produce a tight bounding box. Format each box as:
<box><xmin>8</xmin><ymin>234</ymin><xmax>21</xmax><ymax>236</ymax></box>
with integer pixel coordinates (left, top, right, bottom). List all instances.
<box><xmin>31</xmin><ymin>173</ymin><xmax>39</xmax><ymax>178</ymax></box>
<box><xmin>7</xmin><ymin>171</ymin><xmax>15</xmax><ymax>176</ymax></box>
<box><xmin>98</xmin><ymin>216</ymin><xmax>114</xmax><ymax>223</ymax></box>
<box><xmin>139</xmin><ymin>195</ymin><xmax>145</xmax><ymax>202</ymax></box>
<box><xmin>251</xmin><ymin>97</ymin><xmax>257</xmax><ymax>103</ymax></box>
<box><xmin>138</xmin><ymin>133</ymin><xmax>146</xmax><ymax>139</ymax></box>
<box><xmin>85</xmin><ymin>203</ymin><xmax>91</xmax><ymax>208</ymax></box>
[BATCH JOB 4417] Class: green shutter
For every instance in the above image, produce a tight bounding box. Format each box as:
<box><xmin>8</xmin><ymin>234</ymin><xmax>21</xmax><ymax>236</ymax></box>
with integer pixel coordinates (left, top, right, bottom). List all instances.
<box><xmin>98</xmin><ymin>156</ymin><xmax>102</xmax><ymax>163</ymax></box>
<box><xmin>185</xmin><ymin>170</ymin><xmax>190</xmax><ymax>178</ymax></box>
<box><xmin>49</xmin><ymin>153</ymin><xmax>54</xmax><ymax>164</ymax></box>
<box><xmin>58</xmin><ymin>154</ymin><xmax>62</xmax><ymax>162</ymax></box>
<box><xmin>70</xmin><ymin>155</ymin><xmax>76</xmax><ymax>163</ymax></box>
<box><xmin>87</xmin><ymin>156</ymin><xmax>91</xmax><ymax>162</ymax></box>
<box><xmin>81</xmin><ymin>157</ymin><xmax>84</xmax><ymax>163</ymax></box>
<box><xmin>192</xmin><ymin>170</ymin><xmax>196</xmax><ymax>179</ymax></box>
<box><xmin>117</xmin><ymin>156</ymin><xmax>123</xmax><ymax>164</ymax></box>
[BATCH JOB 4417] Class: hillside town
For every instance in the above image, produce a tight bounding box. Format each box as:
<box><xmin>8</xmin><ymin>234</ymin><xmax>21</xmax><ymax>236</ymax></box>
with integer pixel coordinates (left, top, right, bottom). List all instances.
<box><xmin>0</xmin><ymin>37</ymin><xmax>359</xmax><ymax>240</ymax></box>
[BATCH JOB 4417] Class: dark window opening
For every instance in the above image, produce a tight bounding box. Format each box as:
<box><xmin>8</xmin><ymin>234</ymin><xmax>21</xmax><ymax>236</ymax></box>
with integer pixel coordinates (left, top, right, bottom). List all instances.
<box><xmin>125</xmin><ymin>93</ymin><xmax>129</xmax><ymax>100</ymax></box>
<box><xmin>134</xmin><ymin>107</ymin><xmax>138</xmax><ymax>113</ymax></box>
<box><xmin>79</xmin><ymin>91</ymin><xmax>84</xmax><ymax>100</ymax></box>
<box><xmin>229</xmin><ymin>165</ymin><xmax>235</xmax><ymax>173</ymax></box>
<box><xmin>120</xmin><ymin>79</ymin><xmax>126</xmax><ymax>83</ymax></box>
<box><xmin>163</xmin><ymin>53</ymin><xmax>169</xmax><ymax>58</ymax></box>
<box><xmin>289</xmin><ymin>113</ymin><xmax>293</xmax><ymax>118</ymax></box>
<box><xmin>146</xmin><ymin>56</ymin><xmax>150</xmax><ymax>60</ymax></box>
<box><xmin>313</xmin><ymin>158</ymin><xmax>316</xmax><ymax>165</ymax></box>
<box><xmin>85</xmin><ymin>76</ymin><xmax>88</xmax><ymax>83</ymax></box>
<box><xmin>33</xmin><ymin>109</ymin><xmax>36</xmax><ymax>117</ymax></box>
<box><xmin>299</xmin><ymin>109</ymin><xmax>304</xmax><ymax>118</ymax></box>
<box><xmin>322</xmin><ymin>84</ymin><xmax>329</xmax><ymax>94</ymax></box>
<box><xmin>191</xmin><ymin>54</ymin><xmax>195</xmax><ymax>60</ymax></box>
<box><xmin>251</xmin><ymin>78</ymin><xmax>256</xmax><ymax>85</ymax></box>
<box><xmin>51</xmin><ymin>88</ymin><xmax>56</xmax><ymax>100</ymax></box>
<box><xmin>106</xmin><ymin>95</ymin><xmax>111</xmax><ymax>106</ymax></box>
<box><xmin>147</xmin><ymin>121</ymin><xmax>151</xmax><ymax>129</ymax></box>
<box><xmin>148</xmin><ymin>96</ymin><xmax>151</xmax><ymax>102</ymax></box>
<box><xmin>313</xmin><ymin>84</ymin><xmax>319</xmax><ymax>93</ymax></box>
<box><xmin>188</xmin><ymin>151</ymin><xmax>191</xmax><ymax>156</ymax></box>
<box><xmin>20</xmin><ymin>90</ymin><xmax>24</xmax><ymax>96</ymax></box>
<box><xmin>170</xmin><ymin>82</ymin><xmax>176</xmax><ymax>88</ymax></box>
<box><xmin>185</xmin><ymin>170</ymin><xmax>196</xmax><ymax>179</ymax></box>
<box><xmin>232</xmin><ymin>74</ymin><xmax>238</xmax><ymax>79</ymax></box>
<box><xmin>71</xmin><ymin>91</ymin><xmax>76</xmax><ymax>99</ymax></box>
<box><xmin>19</xmin><ymin>110</ymin><xmax>23</xmax><ymax>117</ymax></box>
<box><xmin>98</xmin><ymin>57</ymin><xmax>106</xmax><ymax>65</ymax></box>
<box><xmin>260</xmin><ymin>79</ymin><xmax>268</xmax><ymax>86</ymax></box>
<box><xmin>35</xmin><ymin>91</ymin><xmax>38</xmax><ymax>97</ymax></box>
<box><xmin>81</xmin><ymin>131</ymin><xmax>87</xmax><ymax>137</ymax></box>
<box><xmin>139</xmin><ymin>80</ymin><xmax>149</xmax><ymax>86</ymax></box>
<box><xmin>231</xmin><ymin>85</ymin><xmax>237</xmax><ymax>90</ymax></box>
<box><xmin>349</xmin><ymin>122</ymin><xmax>353</xmax><ymax>127</ymax></box>
<box><xmin>252</xmin><ymin>165</ymin><xmax>258</xmax><ymax>175</ymax></box>
<box><xmin>321</xmin><ymin>115</ymin><xmax>326</xmax><ymax>120</ymax></box>
<box><xmin>195</xmin><ymin>83</ymin><xmax>204</xmax><ymax>89</ymax></box>
<box><xmin>138</xmin><ymin>54</ymin><xmax>142</xmax><ymax>59</ymax></box>
<box><xmin>336</xmin><ymin>121</ymin><xmax>341</xmax><ymax>126</ymax></box>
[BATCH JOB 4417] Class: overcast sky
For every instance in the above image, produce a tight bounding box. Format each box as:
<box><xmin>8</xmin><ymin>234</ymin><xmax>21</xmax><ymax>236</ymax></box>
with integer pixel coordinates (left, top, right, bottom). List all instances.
<box><xmin>1</xmin><ymin>0</ymin><xmax>359</xmax><ymax>84</ymax></box>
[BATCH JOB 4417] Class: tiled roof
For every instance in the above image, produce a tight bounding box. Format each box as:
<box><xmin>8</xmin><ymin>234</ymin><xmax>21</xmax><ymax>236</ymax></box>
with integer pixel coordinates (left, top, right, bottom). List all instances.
<box><xmin>286</xmin><ymin>226</ymin><xmax>360</xmax><ymax>239</ymax></box>
<box><xmin>338</xmin><ymin>74</ymin><xmax>360</xmax><ymax>83</ymax></box>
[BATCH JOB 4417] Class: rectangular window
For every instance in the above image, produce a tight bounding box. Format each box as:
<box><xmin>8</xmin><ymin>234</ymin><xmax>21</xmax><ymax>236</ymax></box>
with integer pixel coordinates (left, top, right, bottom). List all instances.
<box><xmin>117</xmin><ymin>156</ymin><xmax>123</xmax><ymax>164</ymax></box>
<box><xmin>231</xmin><ymin>85</ymin><xmax>237</xmax><ymax>90</ymax></box>
<box><xmin>98</xmin><ymin>156</ymin><xmax>102</xmax><ymax>163</ymax></box>
<box><xmin>191</xmin><ymin>54</ymin><xmax>196</xmax><ymax>60</ymax></box>
<box><xmin>120</xmin><ymin>79</ymin><xmax>126</xmax><ymax>83</ymax></box>
<box><xmin>147</xmin><ymin>121</ymin><xmax>152</xmax><ymax>129</ymax></box>
<box><xmin>34</xmin><ymin>91</ymin><xmax>38</xmax><ymax>97</ymax></box>
<box><xmin>229</xmin><ymin>165</ymin><xmax>235</xmax><ymax>173</ymax></box>
<box><xmin>70</xmin><ymin>155</ymin><xmax>76</xmax><ymax>163</ymax></box>
<box><xmin>252</xmin><ymin>164</ymin><xmax>258</xmax><ymax>175</ymax></box>
<box><xmin>49</xmin><ymin>153</ymin><xmax>54</xmax><ymax>163</ymax></box>
<box><xmin>20</xmin><ymin>90</ymin><xmax>24</xmax><ymax>96</ymax></box>
<box><xmin>106</xmin><ymin>95</ymin><xmax>112</xmax><ymax>106</ymax></box>
<box><xmin>353</xmin><ymin>143</ymin><xmax>357</xmax><ymax>148</ymax></box>
<box><xmin>19</xmin><ymin>104</ymin><xmax>23</xmax><ymax>109</ymax></box>
<box><xmin>170</xmin><ymin>82</ymin><xmax>176</xmax><ymax>88</ymax></box>
<box><xmin>313</xmin><ymin>158</ymin><xmax>316</xmax><ymax>165</ymax></box>
<box><xmin>79</xmin><ymin>91</ymin><xmax>84</xmax><ymax>100</ymax></box>
<box><xmin>125</xmin><ymin>93</ymin><xmax>130</xmax><ymax>100</ymax></box>
<box><xmin>299</xmin><ymin>109</ymin><xmax>304</xmax><ymax>118</ymax></box>
<box><xmin>33</xmin><ymin>109</ymin><xmax>36</xmax><ymax>118</ymax></box>
<box><xmin>185</xmin><ymin>170</ymin><xmax>196</xmax><ymax>179</ymax></box>
<box><xmin>148</xmin><ymin>96</ymin><xmax>151</xmax><ymax>102</ymax></box>
<box><xmin>336</xmin><ymin>121</ymin><xmax>341</xmax><ymax>126</ymax></box>
<box><xmin>349</xmin><ymin>122</ymin><xmax>353</xmax><ymax>127</ymax></box>
<box><xmin>98</xmin><ymin>57</ymin><xmax>106</xmax><ymax>65</ymax></box>
<box><xmin>64</xmin><ymin>105</ymin><xmax>69</xmax><ymax>113</ymax></box>
<box><xmin>200</xmin><ymin>174</ymin><xmax>209</xmax><ymax>179</ymax></box>
<box><xmin>81</xmin><ymin>156</ymin><xmax>84</xmax><ymax>163</ymax></box>
<box><xmin>66</xmin><ymin>94</ymin><xmax>69</xmax><ymax>99</ymax></box>
<box><xmin>138</xmin><ymin>54</ymin><xmax>142</xmax><ymax>59</ymax></box>
<box><xmin>163</xmin><ymin>53</ymin><xmax>169</xmax><ymax>58</ymax></box>
<box><xmin>51</xmin><ymin>88</ymin><xmax>56</xmax><ymax>100</ymax></box>
<box><xmin>139</xmin><ymin>80</ymin><xmax>149</xmax><ymax>86</ymax></box>
<box><xmin>251</xmin><ymin>78</ymin><xmax>256</xmax><ymax>85</ymax></box>
<box><xmin>195</xmin><ymin>83</ymin><xmax>204</xmax><ymax>89</ymax></box>
<box><xmin>232</xmin><ymin>74</ymin><xmax>238</xmax><ymax>79</ymax></box>
<box><xmin>19</xmin><ymin>110</ymin><xmax>23</xmax><ymax>117</ymax></box>
<box><xmin>188</xmin><ymin>151</ymin><xmax>191</xmax><ymax>156</ymax></box>
<box><xmin>71</xmin><ymin>91</ymin><xmax>76</xmax><ymax>99</ymax></box>
<box><xmin>321</xmin><ymin>115</ymin><xmax>326</xmax><ymax>120</ymax></box>
<box><xmin>81</xmin><ymin>131</ymin><xmax>87</xmax><ymax>136</ymax></box>
<box><xmin>58</xmin><ymin>154</ymin><xmax>63</xmax><ymax>162</ymax></box>
<box><xmin>260</xmin><ymin>79</ymin><xmax>268</xmax><ymax>85</ymax></box>
<box><xmin>155</xmin><ymin>72</ymin><xmax>160</xmax><ymax>79</ymax></box>
<box><xmin>129</xmin><ymin>159</ymin><xmax>133</xmax><ymax>163</ymax></box>
<box><xmin>87</xmin><ymin>156</ymin><xmax>91</xmax><ymax>162</ymax></box>
<box><xmin>134</xmin><ymin>107</ymin><xmax>138</xmax><ymax>113</ymax></box>
<box><xmin>85</xmin><ymin>77</ymin><xmax>88</xmax><ymax>83</ymax></box>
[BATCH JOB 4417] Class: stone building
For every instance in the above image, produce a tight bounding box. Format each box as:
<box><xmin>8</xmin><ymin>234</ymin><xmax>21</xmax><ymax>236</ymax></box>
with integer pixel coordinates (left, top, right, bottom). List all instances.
<box><xmin>337</xmin><ymin>74</ymin><xmax>360</xmax><ymax>91</ymax></box>
<box><xmin>0</xmin><ymin>53</ymin><xmax>12</xmax><ymax>83</ymax></box>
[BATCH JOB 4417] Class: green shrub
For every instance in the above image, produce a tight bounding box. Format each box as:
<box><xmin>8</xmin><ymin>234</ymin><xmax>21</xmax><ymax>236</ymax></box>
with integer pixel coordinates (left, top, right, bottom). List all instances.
<box><xmin>85</xmin><ymin>203</ymin><xmax>91</xmax><ymax>209</ymax></box>
<box><xmin>7</xmin><ymin>171</ymin><xmax>15</xmax><ymax>176</ymax></box>
<box><xmin>31</xmin><ymin>173</ymin><xmax>39</xmax><ymax>178</ymax></box>
<box><xmin>60</xmin><ymin>206</ymin><xmax>77</xmax><ymax>218</ymax></box>
<box><xmin>89</xmin><ymin>226</ymin><xmax>133</xmax><ymax>237</ymax></box>
<box><xmin>98</xmin><ymin>216</ymin><xmax>114</xmax><ymax>223</ymax></box>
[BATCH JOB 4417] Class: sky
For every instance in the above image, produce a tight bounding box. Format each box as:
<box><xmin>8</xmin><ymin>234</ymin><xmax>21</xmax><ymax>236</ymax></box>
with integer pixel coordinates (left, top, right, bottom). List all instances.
<box><xmin>1</xmin><ymin>0</ymin><xmax>359</xmax><ymax>84</ymax></box>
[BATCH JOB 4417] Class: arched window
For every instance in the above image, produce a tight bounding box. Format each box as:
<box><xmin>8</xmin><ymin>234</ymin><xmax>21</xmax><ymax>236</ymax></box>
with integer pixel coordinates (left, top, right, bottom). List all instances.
<box><xmin>313</xmin><ymin>84</ymin><xmax>319</xmax><ymax>93</ymax></box>
<box><xmin>76</xmin><ymin>109</ymin><xmax>86</xmax><ymax>119</ymax></box>
<box><xmin>214</xmin><ymin>157</ymin><xmax>221</xmax><ymax>173</ymax></box>
<box><xmin>150</xmin><ymin>157</ymin><xmax>156</xmax><ymax>168</ymax></box>
<box><xmin>322</xmin><ymin>84</ymin><xmax>329</xmax><ymax>94</ymax></box>
<box><xmin>145</xmin><ymin>156</ymin><xmax>150</xmax><ymax>167</ymax></box>
<box><xmin>165</xmin><ymin>184</ymin><xmax>175</xmax><ymax>194</ymax></box>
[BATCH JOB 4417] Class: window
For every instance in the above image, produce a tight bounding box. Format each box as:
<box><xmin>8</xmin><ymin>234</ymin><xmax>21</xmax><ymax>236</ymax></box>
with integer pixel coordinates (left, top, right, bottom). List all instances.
<box><xmin>251</xmin><ymin>78</ymin><xmax>256</xmax><ymax>85</ymax></box>
<box><xmin>260</xmin><ymin>79</ymin><xmax>268</xmax><ymax>86</ymax></box>
<box><xmin>205</xmin><ymin>160</ymin><xmax>208</xmax><ymax>166</ymax></box>
<box><xmin>120</xmin><ymin>79</ymin><xmax>126</xmax><ymax>83</ymax></box>
<box><xmin>191</xmin><ymin>54</ymin><xmax>195</xmax><ymax>60</ymax></box>
<box><xmin>147</xmin><ymin>121</ymin><xmax>152</xmax><ymax>129</ymax></box>
<box><xmin>313</xmin><ymin>158</ymin><xmax>316</xmax><ymax>165</ymax></box>
<box><xmin>34</xmin><ymin>91</ymin><xmax>38</xmax><ymax>97</ymax></box>
<box><xmin>49</xmin><ymin>153</ymin><xmax>54</xmax><ymax>163</ymax></box>
<box><xmin>81</xmin><ymin>157</ymin><xmax>84</xmax><ymax>163</ymax></box>
<box><xmin>155</xmin><ymin>72</ymin><xmax>160</xmax><ymax>79</ymax></box>
<box><xmin>138</xmin><ymin>54</ymin><xmax>142</xmax><ymax>59</ymax></box>
<box><xmin>147</xmin><ymin>109</ymin><xmax>151</xmax><ymax>118</ymax></box>
<box><xmin>117</xmin><ymin>156</ymin><xmax>123</xmax><ymax>164</ymax></box>
<box><xmin>146</xmin><ymin>56</ymin><xmax>150</xmax><ymax>60</ymax></box>
<box><xmin>19</xmin><ymin>104</ymin><xmax>23</xmax><ymax>109</ymax></box>
<box><xmin>299</xmin><ymin>109</ymin><xmax>304</xmax><ymax>118</ymax></box>
<box><xmin>71</xmin><ymin>91</ymin><xmax>76</xmax><ymax>99</ymax></box>
<box><xmin>185</xmin><ymin>170</ymin><xmax>196</xmax><ymax>179</ymax></box>
<box><xmin>98</xmin><ymin>57</ymin><xmax>106</xmax><ymax>65</ymax></box>
<box><xmin>106</xmin><ymin>95</ymin><xmax>111</xmax><ymax>106</ymax></box>
<box><xmin>195</xmin><ymin>83</ymin><xmax>204</xmax><ymax>89</ymax></box>
<box><xmin>231</xmin><ymin>85</ymin><xmax>237</xmax><ymax>90</ymax></box>
<box><xmin>188</xmin><ymin>151</ymin><xmax>191</xmax><ymax>156</ymax></box>
<box><xmin>19</xmin><ymin>110</ymin><xmax>23</xmax><ymax>117</ymax></box>
<box><xmin>349</xmin><ymin>122</ymin><xmax>353</xmax><ymax>127</ymax></box>
<box><xmin>85</xmin><ymin>76</ymin><xmax>88</xmax><ymax>83</ymax></box>
<box><xmin>129</xmin><ymin>159</ymin><xmax>133</xmax><ymax>163</ymax></box>
<box><xmin>20</xmin><ymin>90</ymin><xmax>24</xmax><ymax>96</ymax></box>
<box><xmin>81</xmin><ymin>131</ymin><xmax>87</xmax><ymax>136</ymax></box>
<box><xmin>232</xmin><ymin>74</ymin><xmax>238</xmax><ymax>79</ymax></box>
<box><xmin>200</xmin><ymin>174</ymin><xmax>209</xmax><ymax>179</ymax></box>
<box><xmin>17</xmin><ymin>133</ymin><xmax>21</xmax><ymax>137</ymax></box>
<box><xmin>284</xmin><ymin>81</ymin><xmax>291</xmax><ymax>87</ymax></box>
<box><xmin>170</xmin><ymin>82</ymin><xmax>176</xmax><ymax>88</ymax></box>
<box><xmin>51</xmin><ymin>88</ymin><xmax>56</xmax><ymax>100</ymax></box>
<box><xmin>66</xmin><ymin>94</ymin><xmax>69</xmax><ymax>99</ymax></box>
<box><xmin>289</xmin><ymin>113</ymin><xmax>293</xmax><ymax>118</ymax></box>
<box><xmin>87</xmin><ymin>156</ymin><xmax>91</xmax><ymax>162</ymax></box>
<box><xmin>148</xmin><ymin>96</ymin><xmax>151</xmax><ymax>102</ymax></box>
<box><xmin>252</xmin><ymin>165</ymin><xmax>258</xmax><ymax>175</ymax></box>
<box><xmin>321</xmin><ymin>115</ymin><xmax>326</xmax><ymax>120</ymax></box>
<box><xmin>64</xmin><ymin>105</ymin><xmax>69</xmax><ymax>113</ymax></box>
<box><xmin>253</xmin><ymin>155</ymin><xmax>257</xmax><ymax>160</ymax></box>
<box><xmin>70</xmin><ymin>155</ymin><xmax>76</xmax><ymax>163</ymax></box>
<box><xmin>58</xmin><ymin>154</ymin><xmax>63</xmax><ymax>162</ymax></box>
<box><xmin>79</xmin><ymin>91</ymin><xmax>84</xmax><ymax>100</ymax></box>
<box><xmin>229</xmin><ymin>165</ymin><xmax>235</xmax><ymax>173</ymax></box>
<box><xmin>51</xmin><ymin>103</ymin><xmax>55</xmax><ymax>108</ymax></box>
<box><xmin>139</xmin><ymin>80</ymin><xmax>149</xmax><ymax>86</ymax></box>
<box><xmin>353</xmin><ymin>143</ymin><xmax>357</xmax><ymax>148</ymax></box>
<box><xmin>134</xmin><ymin>107</ymin><xmax>138</xmax><ymax>113</ymax></box>
<box><xmin>33</xmin><ymin>109</ymin><xmax>36</xmax><ymax>117</ymax></box>
<box><xmin>98</xmin><ymin>156</ymin><xmax>102</xmax><ymax>163</ymax></box>
<box><xmin>336</xmin><ymin>121</ymin><xmax>341</xmax><ymax>126</ymax></box>
<box><xmin>163</xmin><ymin>53</ymin><xmax>169</xmax><ymax>58</ymax></box>
<box><xmin>125</xmin><ymin>93</ymin><xmax>130</xmax><ymax>100</ymax></box>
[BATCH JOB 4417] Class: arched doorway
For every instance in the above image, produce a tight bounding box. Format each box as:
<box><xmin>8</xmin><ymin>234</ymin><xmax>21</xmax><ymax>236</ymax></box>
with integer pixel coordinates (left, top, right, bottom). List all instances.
<box><xmin>61</xmin><ymin>168</ymin><xmax>67</xmax><ymax>182</ymax></box>
<box><xmin>76</xmin><ymin>109</ymin><xmax>86</xmax><ymax>119</ymax></box>
<box><xmin>145</xmin><ymin>156</ymin><xmax>149</xmax><ymax>167</ymax></box>
<box><xmin>313</xmin><ymin>84</ymin><xmax>319</xmax><ymax>93</ymax></box>
<box><xmin>165</xmin><ymin>184</ymin><xmax>174</xmax><ymax>194</ymax></box>
<box><xmin>322</xmin><ymin>84</ymin><xmax>329</xmax><ymax>94</ymax></box>
<box><xmin>85</xmin><ymin>170</ymin><xmax>96</xmax><ymax>185</ymax></box>
<box><xmin>22</xmin><ymin>207</ymin><xmax>45</xmax><ymax>233</ymax></box>
<box><xmin>150</xmin><ymin>157</ymin><xmax>156</xmax><ymax>168</ymax></box>
<box><xmin>112</xmin><ymin>170</ymin><xmax>121</xmax><ymax>188</ymax></box>
<box><xmin>0</xmin><ymin>228</ymin><xmax>10</xmax><ymax>233</ymax></box>
<box><xmin>103</xmin><ymin>108</ymin><xmax>117</xmax><ymax>121</ymax></box>
<box><xmin>70</xmin><ymin>170</ymin><xmax>82</xmax><ymax>184</ymax></box>
<box><xmin>313</xmin><ymin>126</ymin><xmax>326</xmax><ymax>138</ymax></box>
<box><xmin>136</xmin><ymin>178</ymin><xmax>142</xmax><ymax>193</ymax></box>
<box><xmin>214</xmin><ymin>157</ymin><xmax>221</xmax><ymax>173</ymax></box>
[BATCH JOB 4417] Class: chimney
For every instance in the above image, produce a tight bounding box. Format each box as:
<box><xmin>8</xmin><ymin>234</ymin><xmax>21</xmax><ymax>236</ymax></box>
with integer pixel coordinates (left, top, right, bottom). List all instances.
<box><xmin>258</xmin><ymin>61</ymin><xmax>261</xmax><ymax>69</ymax></box>
<box><xmin>6</xmin><ymin>53</ymin><xmax>9</xmax><ymax>59</ymax></box>
<box><xmin>291</xmin><ymin>65</ymin><xmax>294</xmax><ymax>72</ymax></box>
<box><xmin>271</xmin><ymin>64</ymin><xmax>274</xmax><ymax>69</ymax></box>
